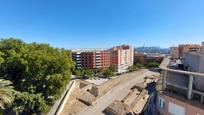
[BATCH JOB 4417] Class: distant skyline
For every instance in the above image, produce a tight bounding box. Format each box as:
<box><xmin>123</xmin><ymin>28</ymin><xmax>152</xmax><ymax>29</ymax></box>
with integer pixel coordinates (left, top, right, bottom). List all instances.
<box><xmin>0</xmin><ymin>0</ymin><xmax>204</xmax><ymax>49</ymax></box>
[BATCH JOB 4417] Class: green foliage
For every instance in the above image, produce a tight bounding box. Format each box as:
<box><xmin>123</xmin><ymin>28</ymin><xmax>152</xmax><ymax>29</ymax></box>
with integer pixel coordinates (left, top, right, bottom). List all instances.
<box><xmin>0</xmin><ymin>38</ymin><xmax>74</xmax><ymax>114</ymax></box>
<box><xmin>129</xmin><ymin>65</ymin><xmax>138</xmax><ymax>72</ymax></box>
<box><xmin>109</xmin><ymin>65</ymin><xmax>115</xmax><ymax>72</ymax></box>
<box><xmin>129</xmin><ymin>63</ymin><xmax>143</xmax><ymax>72</ymax></box>
<box><xmin>0</xmin><ymin>79</ymin><xmax>15</xmax><ymax>109</ymax></box>
<box><xmin>134</xmin><ymin>63</ymin><xmax>143</xmax><ymax>69</ymax></box>
<box><xmin>0</xmin><ymin>52</ymin><xmax>4</xmax><ymax>64</ymax></box>
<box><xmin>74</xmin><ymin>69</ymin><xmax>84</xmax><ymax>77</ymax></box>
<box><xmin>12</xmin><ymin>92</ymin><xmax>49</xmax><ymax>114</ymax></box>
<box><xmin>97</xmin><ymin>69</ymin><xmax>104</xmax><ymax>76</ymax></box>
<box><xmin>84</xmin><ymin>69</ymin><xmax>94</xmax><ymax>77</ymax></box>
<box><xmin>147</xmin><ymin>61</ymin><xmax>160</xmax><ymax>68</ymax></box>
<box><xmin>134</xmin><ymin>59</ymin><xmax>142</xmax><ymax>65</ymax></box>
<box><xmin>103</xmin><ymin>67</ymin><xmax>114</xmax><ymax>77</ymax></box>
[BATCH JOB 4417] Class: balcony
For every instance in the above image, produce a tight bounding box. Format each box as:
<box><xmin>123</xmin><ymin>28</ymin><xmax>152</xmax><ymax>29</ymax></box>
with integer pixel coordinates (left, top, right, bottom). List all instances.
<box><xmin>96</xmin><ymin>57</ymin><xmax>101</xmax><ymax>60</ymax></box>
<box><xmin>96</xmin><ymin>63</ymin><xmax>101</xmax><ymax>66</ymax></box>
<box><xmin>96</xmin><ymin>65</ymin><xmax>101</xmax><ymax>68</ymax></box>
<box><xmin>159</xmin><ymin>57</ymin><xmax>204</xmax><ymax>105</ymax></box>
<box><xmin>76</xmin><ymin>58</ymin><xmax>81</xmax><ymax>61</ymax></box>
<box><xmin>76</xmin><ymin>55</ymin><xmax>81</xmax><ymax>57</ymax></box>
<box><xmin>76</xmin><ymin>63</ymin><xmax>81</xmax><ymax>67</ymax></box>
<box><xmin>76</xmin><ymin>60</ymin><xmax>82</xmax><ymax>63</ymax></box>
<box><xmin>96</xmin><ymin>60</ymin><xmax>101</xmax><ymax>63</ymax></box>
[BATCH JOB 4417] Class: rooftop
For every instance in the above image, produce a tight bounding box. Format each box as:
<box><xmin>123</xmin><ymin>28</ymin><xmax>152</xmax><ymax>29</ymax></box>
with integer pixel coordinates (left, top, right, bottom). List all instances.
<box><xmin>71</xmin><ymin>48</ymin><xmax>108</xmax><ymax>52</ymax></box>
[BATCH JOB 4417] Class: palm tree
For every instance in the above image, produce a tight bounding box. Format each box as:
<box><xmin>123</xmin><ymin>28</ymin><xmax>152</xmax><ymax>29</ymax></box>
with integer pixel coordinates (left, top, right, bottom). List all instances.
<box><xmin>0</xmin><ymin>79</ymin><xmax>15</xmax><ymax>109</ymax></box>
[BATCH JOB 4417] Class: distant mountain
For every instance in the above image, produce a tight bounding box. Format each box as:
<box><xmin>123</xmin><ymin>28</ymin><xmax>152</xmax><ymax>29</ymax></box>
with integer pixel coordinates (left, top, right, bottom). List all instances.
<box><xmin>135</xmin><ymin>47</ymin><xmax>170</xmax><ymax>54</ymax></box>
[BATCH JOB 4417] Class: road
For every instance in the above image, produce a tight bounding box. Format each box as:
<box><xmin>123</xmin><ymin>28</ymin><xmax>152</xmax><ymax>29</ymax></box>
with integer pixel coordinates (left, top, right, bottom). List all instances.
<box><xmin>80</xmin><ymin>70</ymin><xmax>159</xmax><ymax>115</ymax></box>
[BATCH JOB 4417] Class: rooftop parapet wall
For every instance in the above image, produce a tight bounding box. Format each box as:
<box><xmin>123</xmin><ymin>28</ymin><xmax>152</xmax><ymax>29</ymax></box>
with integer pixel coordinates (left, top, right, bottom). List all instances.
<box><xmin>71</xmin><ymin>48</ymin><xmax>108</xmax><ymax>52</ymax></box>
<box><xmin>159</xmin><ymin>56</ymin><xmax>204</xmax><ymax>77</ymax></box>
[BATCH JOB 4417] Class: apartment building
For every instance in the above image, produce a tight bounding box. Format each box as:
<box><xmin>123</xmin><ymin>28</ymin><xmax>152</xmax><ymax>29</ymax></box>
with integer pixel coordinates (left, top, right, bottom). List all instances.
<box><xmin>71</xmin><ymin>45</ymin><xmax>134</xmax><ymax>73</ymax></box>
<box><xmin>110</xmin><ymin>45</ymin><xmax>134</xmax><ymax>73</ymax></box>
<box><xmin>170</xmin><ymin>44</ymin><xmax>201</xmax><ymax>59</ymax></box>
<box><xmin>134</xmin><ymin>52</ymin><xmax>164</xmax><ymax>66</ymax></box>
<box><xmin>178</xmin><ymin>44</ymin><xmax>201</xmax><ymax>58</ymax></box>
<box><xmin>134</xmin><ymin>52</ymin><xmax>147</xmax><ymax>65</ymax></box>
<box><xmin>183</xmin><ymin>44</ymin><xmax>204</xmax><ymax>92</ymax></box>
<box><xmin>170</xmin><ymin>47</ymin><xmax>179</xmax><ymax>59</ymax></box>
<box><xmin>155</xmin><ymin>55</ymin><xmax>204</xmax><ymax>115</ymax></box>
<box><xmin>71</xmin><ymin>49</ymin><xmax>110</xmax><ymax>70</ymax></box>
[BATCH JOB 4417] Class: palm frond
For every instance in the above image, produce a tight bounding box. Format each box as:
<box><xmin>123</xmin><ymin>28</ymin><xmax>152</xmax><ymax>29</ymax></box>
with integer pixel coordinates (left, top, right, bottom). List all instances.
<box><xmin>0</xmin><ymin>79</ymin><xmax>15</xmax><ymax>109</ymax></box>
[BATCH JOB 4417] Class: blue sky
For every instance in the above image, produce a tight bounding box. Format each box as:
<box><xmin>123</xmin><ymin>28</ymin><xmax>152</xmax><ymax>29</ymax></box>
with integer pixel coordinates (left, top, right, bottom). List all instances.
<box><xmin>0</xmin><ymin>0</ymin><xmax>204</xmax><ymax>48</ymax></box>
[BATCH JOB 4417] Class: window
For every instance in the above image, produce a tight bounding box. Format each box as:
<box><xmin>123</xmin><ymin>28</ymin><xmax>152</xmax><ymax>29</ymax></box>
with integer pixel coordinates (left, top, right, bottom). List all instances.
<box><xmin>159</xmin><ymin>99</ymin><xmax>163</xmax><ymax>108</ymax></box>
<box><xmin>157</xmin><ymin>96</ymin><xmax>165</xmax><ymax>109</ymax></box>
<box><xmin>168</xmin><ymin>102</ymin><xmax>185</xmax><ymax>115</ymax></box>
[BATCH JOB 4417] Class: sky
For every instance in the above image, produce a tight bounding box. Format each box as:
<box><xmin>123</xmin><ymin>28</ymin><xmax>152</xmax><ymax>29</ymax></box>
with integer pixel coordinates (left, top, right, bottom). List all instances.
<box><xmin>0</xmin><ymin>0</ymin><xmax>204</xmax><ymax>49</ymax></box>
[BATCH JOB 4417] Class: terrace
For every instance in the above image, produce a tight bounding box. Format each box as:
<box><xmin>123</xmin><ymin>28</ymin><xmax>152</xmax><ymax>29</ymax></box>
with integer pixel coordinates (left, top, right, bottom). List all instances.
<box><xmin>158</xmin><ymin>57</ymin><xmax>204</xmax><ymax>107</ymax></box>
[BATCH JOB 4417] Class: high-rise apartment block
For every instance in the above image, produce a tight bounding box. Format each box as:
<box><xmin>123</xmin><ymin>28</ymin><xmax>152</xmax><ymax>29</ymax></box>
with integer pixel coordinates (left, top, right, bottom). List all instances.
<box><xmin>71</xmin><ymin>45</ymin><xmax>134</xmax><ymax>73</ymax></box>
<box><xmin>110</xmin><ymin>45</ymin><xmax>134</xmax><ymax>73</ymax></box>
<box><xmin>71</xmin><ymin>49</ymin><xmax>110</xmax><ymax>70</ymax></box>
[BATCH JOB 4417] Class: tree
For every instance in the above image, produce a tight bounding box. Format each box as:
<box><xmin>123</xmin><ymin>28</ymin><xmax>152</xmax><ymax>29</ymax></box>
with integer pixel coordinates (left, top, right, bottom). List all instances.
<box><xmin>0</xmin><ymin>51</ymin><xmax>4</xmax><ymax>64</ymax></box>
<box><xmin>147</xmin><ymin>61</ymin><xmax>160</xmax><ymax>68</ymax></box>
<box><xmin>97</xmin><ymin>69</ymin><xmax>104</xmax><ymax>77</ymax></box>
<box><xmin>134</xmin><ymin>59</ymin><xmax>143</xmax><ymax>65</ymax></box>
<box><xmin>84</xmin><ymin>69</ymin><xmax>94</xmax><ymax>77</ymax></box>
<box><xmin>134</xmin><ymin>63</ymin><xmax>143</xmax><ymax>69</ymax></box>
<box><xmin>0</xmin><ymin>79</ymin><xmax>15</xmax><ymax>109</ymax></box>
<box><xmin>74</xmin><ymin>69</ymin><xmax>84</xmax><ymax>77</ymax></box>
<box><xmin>0</xmin><ymin>38</ymin><xmax>74</xmax><ymax>114</ymax></box>
<box><xmin>103</xmin><ymin>67</ymin><xmax>114</xmax><ymax>77</ymax></box>
<box><xmin>11</xmin><ymin>92</ymin><xmax>49</xmax><ymax>114</ymax></box>
<box><xmin>129</xmin><ymin>65</ymin><xmax>138</xmax><ymax>72</ymax></box>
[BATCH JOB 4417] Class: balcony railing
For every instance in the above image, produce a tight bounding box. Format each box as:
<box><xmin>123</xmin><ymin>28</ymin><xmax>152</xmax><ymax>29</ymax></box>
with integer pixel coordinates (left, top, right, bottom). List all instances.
<box><xmin>160</xmin><ymin>56</ymin><xmax>204</xmax><ymax>104</ymax></box>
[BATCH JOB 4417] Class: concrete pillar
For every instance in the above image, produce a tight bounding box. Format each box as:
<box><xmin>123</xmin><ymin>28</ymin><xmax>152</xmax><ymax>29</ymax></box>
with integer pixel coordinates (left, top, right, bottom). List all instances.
<box><xmin>201</xmin><ymin>95</ymin><xmax>203</xmax><ymax>104</ymax></box>
<box><xmin>187</xmin><ymin>75</ymin><xmax>193</xmax><ymax>100</ymax></box>
<box><xmin>162</xmin><ymin>70</ymin><xmax>167</xmax><ymax>90</ymax></box>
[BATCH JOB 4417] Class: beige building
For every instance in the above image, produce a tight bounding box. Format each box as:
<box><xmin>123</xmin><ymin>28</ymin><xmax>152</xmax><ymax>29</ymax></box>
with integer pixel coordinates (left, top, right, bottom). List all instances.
<box><xmin>110</xmin><ymin>45</ymin><xmax>134</xmax><ymax>73</ymax></box>
<box><xmin>170</xmin><ymin>44</ymin><xmax>201</xmax><ymax>59</ymax></box>
<box><xmin>178</xmin><ymin>44</ymin><xmax>201</xmax><ymax>58</ymax></box>
<box><xmin>170</xmin><ymin>47</ymin><xmax>179</xmax><ymax>59</ymax></box>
